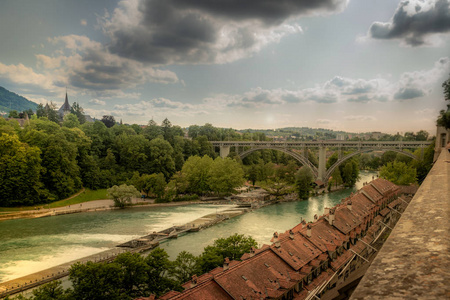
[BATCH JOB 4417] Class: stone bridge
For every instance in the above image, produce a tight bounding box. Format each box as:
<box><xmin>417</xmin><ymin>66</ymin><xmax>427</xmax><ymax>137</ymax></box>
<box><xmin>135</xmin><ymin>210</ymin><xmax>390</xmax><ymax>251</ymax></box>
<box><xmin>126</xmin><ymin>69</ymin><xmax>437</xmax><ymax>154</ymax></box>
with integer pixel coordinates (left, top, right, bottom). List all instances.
<box><xmin>211</xmin><ymin>140</ymin><xmax>432</xmax><ymax>183</ymax></box>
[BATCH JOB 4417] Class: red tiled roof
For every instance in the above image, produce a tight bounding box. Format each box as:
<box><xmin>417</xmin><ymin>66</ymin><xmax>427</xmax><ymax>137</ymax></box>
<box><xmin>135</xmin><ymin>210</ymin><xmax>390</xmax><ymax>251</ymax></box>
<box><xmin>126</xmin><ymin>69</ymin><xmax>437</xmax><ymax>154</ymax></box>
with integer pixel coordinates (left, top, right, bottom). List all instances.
<box><xmin>171</xmin><ymin>280</ymin><xmax>231</xmax><ymax>300</ymax></box>
<box><xmin>270</xmin><ymin>231</ymin><xmax>322</xmax><ymax>270</ymax></box>
<box><xmin>361</xmin><ymin>185</ymin><xmax>383</xmax><ymax>204</ymax></box>
<box><xmin>380</xmin><ymin>207</ymin><xmax>390</xmax><ymax>217</ymax></box>
<box><xmin>304</xmin><ymin>269</ymin><xmax>334</xmax><ymax>291</ymax></box>
<box><xmin>159</xmin><ymin>291</ymin><xmax>181</xmax><ymax>300</ymax></box>
<box><xmin>371</xmin><ymin>178</ymin><xmax>399</xmax><ymax>196</ymax></box>
<box><xmin>299</xmin><ymin>219</ymin><xmax>346</xmax><ymax>252</ymax></box>
<box><xmin>330</xmin><ymin>250</ymin><xmax>353</xmax><ymax>271</ymax></box>
<box><xmin>332</xmin><ymin>205</ymin><xmax>363</xmax><ymax>234</ymax></box>
<box><xmin>214</xmin><ymin>248</ymin><xmax>297</xmax><ymax>300</ymax></box>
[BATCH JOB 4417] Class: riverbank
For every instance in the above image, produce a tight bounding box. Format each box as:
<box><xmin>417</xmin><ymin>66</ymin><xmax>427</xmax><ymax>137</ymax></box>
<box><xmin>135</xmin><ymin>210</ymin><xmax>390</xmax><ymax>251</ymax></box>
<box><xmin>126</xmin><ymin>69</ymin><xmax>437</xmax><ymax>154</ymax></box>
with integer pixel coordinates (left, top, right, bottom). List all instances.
<box><xmin>0</xmin><ymin>199</ymin><xmax>212</xmax><ymax>222</ymax></box>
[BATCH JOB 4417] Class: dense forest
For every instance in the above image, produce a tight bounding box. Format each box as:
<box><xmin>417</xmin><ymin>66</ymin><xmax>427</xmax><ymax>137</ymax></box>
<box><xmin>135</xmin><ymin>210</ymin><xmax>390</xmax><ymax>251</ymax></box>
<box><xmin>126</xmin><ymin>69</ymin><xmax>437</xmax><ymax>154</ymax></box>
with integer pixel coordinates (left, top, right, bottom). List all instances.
<box><xmin>0</xmin><ymin>111</ymin><xmax>434</xmax><ymax>207</ymax></box>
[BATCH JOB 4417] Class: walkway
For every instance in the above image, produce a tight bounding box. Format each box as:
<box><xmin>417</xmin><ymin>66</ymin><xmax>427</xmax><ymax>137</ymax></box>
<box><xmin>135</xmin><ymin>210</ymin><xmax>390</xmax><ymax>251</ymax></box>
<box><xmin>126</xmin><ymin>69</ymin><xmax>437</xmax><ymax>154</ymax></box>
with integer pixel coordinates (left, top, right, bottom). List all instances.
<box><xmin>350</xmin><ymin>149</ymin><xmax>450</xmax><ymax>300</ymax></box>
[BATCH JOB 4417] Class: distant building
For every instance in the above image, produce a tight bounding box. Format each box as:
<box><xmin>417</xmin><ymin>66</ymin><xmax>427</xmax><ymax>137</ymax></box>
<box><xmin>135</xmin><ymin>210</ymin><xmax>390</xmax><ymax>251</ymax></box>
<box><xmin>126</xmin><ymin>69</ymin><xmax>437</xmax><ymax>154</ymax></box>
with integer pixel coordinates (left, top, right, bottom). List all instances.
<box><xmin>58</xmin><ymin>92</ymin><xmax>71</xmax><ymax>119</ymax></box>
<box><xmin>56</xmin><ymin>91</ymin><xmax>93</xmax><ymax>122</ymax></box>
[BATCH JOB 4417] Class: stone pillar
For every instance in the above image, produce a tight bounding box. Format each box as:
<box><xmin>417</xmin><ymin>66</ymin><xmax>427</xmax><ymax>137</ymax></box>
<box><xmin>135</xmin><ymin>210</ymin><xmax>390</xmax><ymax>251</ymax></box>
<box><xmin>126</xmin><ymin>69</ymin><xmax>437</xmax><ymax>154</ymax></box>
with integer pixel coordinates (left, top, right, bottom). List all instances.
<box><xmin>318</xmin><ymin>146</ymin><xmax>326</xmax><ymax>182</ymax></box>
<box><xmin>220</xmin><ymin>145</ymin><xmax>230</xmax><ymax>158</ymax></box>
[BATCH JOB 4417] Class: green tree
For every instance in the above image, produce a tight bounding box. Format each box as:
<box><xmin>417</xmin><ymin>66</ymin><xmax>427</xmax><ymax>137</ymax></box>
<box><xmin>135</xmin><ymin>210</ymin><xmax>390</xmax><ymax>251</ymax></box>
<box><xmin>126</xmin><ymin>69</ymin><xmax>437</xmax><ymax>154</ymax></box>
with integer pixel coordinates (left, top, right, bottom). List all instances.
<box><xmin>295</xmin><ymin>167</ymin><xmax>313</xmax><ymax>200</ymax></box>
<box><xmin>208</xmin><ymin>157</ymin><xmax>245</xmax><ymax>194</ymax></box>
<box><xmin>142</xmin><ymin>119</ymin><xmax>162</xmax><ymax>141</ymax></box>
<box><xmin>70</xmin><ymin>102</ymin><xmax>86</xmax><ymax>124</ymax></box>
<box><xmin>147</xmin><ymin>138</ymin><xmax>176</xmax><ymax>179</ymax></box>
<box><xmin>62</xmin><ymin>113</ymin><xmax>80</xmax><ymax>128</ymax></box>
<box><xmin>114</xmin><ymin>252</ymin><xmax>149</xmax><ymax>298</ymax></box>
<box><xmin>107</xmin><ymin>184</ymin><xmax>140</xmax><ymax>208</ymax></box>
<box><xmin>101</xmin><ymin>115</ymin><xmax>116</xmax><ymax>128</ymax></box>
<box><xmin>0</xmin><ymin>133</ymin><xmax>43</xmax><ymax>206</ymax></box>
<box><xmin>260</xmin><ymin>176</ymin><xmax>293</xmax><ymax>199</ymax></box>
<box><xmin>145</xmin><ymin>248</ymin><xmax>179</xmax><ymax>296</ymax></box>
<box><xmin>171</xmin><ymin>251</ymin><xmax>202</xmax><ymax>284</ymax></box>
<box><xmin>8</xmin><ymin>110</ymin><xmax>19</xmax><ymax>118</ymax></box>
<box><xmin>139</xmin><ymin>173</ymin><xmax>167</xmax><ymax>200</ymax></box>
<box><xmin>380</xmin><ymin>161</ymin><xmax>417</xmax><ymax>185</ymax></box>
<box><xmin>246</xmin><ymin>164</ymin><xmax>258</xmax><ymax>186</ymax></box>
<box><xmin>69</xmin><ymin>261</ymin><xmax>126</xmax><ymax>300</ymax></box>
<box><xmin>31</xmin><ymin>280</ymin><xmax>72</xmax><ymax>300</ymax></box>
<box><xmin>181</xmin><ymin>155</ymin><xmax>214</xmax><ymax>194</ymax></box>
<box><xmin>199</xmin><ymin>234</ymin><xmax>257</xmax><ymax>272</ymax></box>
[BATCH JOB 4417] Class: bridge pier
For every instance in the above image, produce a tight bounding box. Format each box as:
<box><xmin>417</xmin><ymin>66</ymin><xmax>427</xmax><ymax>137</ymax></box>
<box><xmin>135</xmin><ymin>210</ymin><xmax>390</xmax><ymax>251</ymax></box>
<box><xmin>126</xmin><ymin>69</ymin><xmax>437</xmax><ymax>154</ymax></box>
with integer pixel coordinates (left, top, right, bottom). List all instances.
<box><xmin>219</xmin><ymin>145</ymin><xmax>230</xmax><ymax>158</ymax></box>
<box><xmin>318</xmin><ymin>146</ymin><xmax>326</xmax><ymax>182</ymax></box>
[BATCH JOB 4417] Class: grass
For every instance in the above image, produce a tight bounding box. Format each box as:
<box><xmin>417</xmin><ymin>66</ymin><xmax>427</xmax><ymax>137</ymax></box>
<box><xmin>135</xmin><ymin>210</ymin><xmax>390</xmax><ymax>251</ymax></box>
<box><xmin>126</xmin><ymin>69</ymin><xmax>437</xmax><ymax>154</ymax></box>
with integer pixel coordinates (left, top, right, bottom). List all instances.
<box><xmin>0</xmin><ymin>189</ymin><xmax>108</xmax><ymax>212</ymax></box>
<box><xmin>47</xmin><ymin>189</ymin><xmax>108</xmax><ymax>208</ymax></box>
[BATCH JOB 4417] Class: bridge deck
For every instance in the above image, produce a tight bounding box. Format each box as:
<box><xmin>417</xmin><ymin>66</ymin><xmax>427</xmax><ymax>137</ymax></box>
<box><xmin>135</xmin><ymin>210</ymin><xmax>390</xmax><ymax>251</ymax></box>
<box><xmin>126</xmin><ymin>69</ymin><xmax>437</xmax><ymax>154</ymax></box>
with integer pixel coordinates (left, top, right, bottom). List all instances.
<box><xmin>350</xmin><ymin>149</ymin><xmax>450</xmax><ymax>300</ymax></box>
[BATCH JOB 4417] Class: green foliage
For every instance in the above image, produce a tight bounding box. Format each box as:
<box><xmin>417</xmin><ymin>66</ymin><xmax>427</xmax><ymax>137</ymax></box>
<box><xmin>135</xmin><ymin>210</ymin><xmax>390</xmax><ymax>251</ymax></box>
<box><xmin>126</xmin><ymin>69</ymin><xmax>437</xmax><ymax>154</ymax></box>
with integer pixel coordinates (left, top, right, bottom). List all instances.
<box><xmin>341</xmin><ymin>159</ymin><xmax>359</xmax><ymax>187</ymax></box>
<box><xmin>101</xmin><ymin>115</ymin><xmax>116</xmax><ymax>128</ymax></box>
<box><xmin>260</xmin><ymin>176</ymin><xmax>293</xmax><ymax>199</ymax></box>
<box><xmin>380</xmin><ymin>161</ymin><xmax>417</xmax><ymax>185</ymax></box>
<box><xmin>70</xmin><ymin>102</ymin><xmax>86</xmax><ymax>124</ymax></box>
<box><xmin>181</xmin><ymin>155</ymin><xmax>214</xmax><ymax>194</ymax></box>
<box><xmin>62</xmin><ymin>113</ymin><xmax>80</xmax><ymax>128</ymax></box>
<box><xmin>70</xmin><ymin>261</ymin><xmax>127</xmax><ymax>300</ymax></box>
<box><xmin>437</xmin><ymin>109</ymin><xmax>450</xmax><ymax>129</ymax></box>
<box><xmin>171</xmin><ymin>251</ymin><xmax>202</xmax><ymax>283</ymax></box>
<box><xmin>208</xmin><ymin>157</ymin><xmax>245</xmax><ymax>194</ymax></box>
<box><xmin>443</xmin><ymin>75</ymin><xmax>450</xmax><ymax>101</ymax></box>
<box><xmin>107</xmin><ymin>184</ymin><xmax>140</xmax><ymax>208</ymax></box>
<box><xmin>145</xmin><ymin>248</ymin><xmax>180</xmax><ymax>296</ymax></box>
<box><xmin>295</xmin><ymin>167</ymin><xmax>313</xmax><ymax>200</ymax></box>
<box><xmin>199</xmin><ymin>233</ymin><xmax>257</xmax><ymax>272</ymax></box>
<box><xmin>0</xmin><ymin>133</ymin><xmax>43</xmax><ymax>206</ymax></box>
<box><xmin>31</xmin><ymin>280</ymin><xmax>71</xmax><ymax>300</ymax></box>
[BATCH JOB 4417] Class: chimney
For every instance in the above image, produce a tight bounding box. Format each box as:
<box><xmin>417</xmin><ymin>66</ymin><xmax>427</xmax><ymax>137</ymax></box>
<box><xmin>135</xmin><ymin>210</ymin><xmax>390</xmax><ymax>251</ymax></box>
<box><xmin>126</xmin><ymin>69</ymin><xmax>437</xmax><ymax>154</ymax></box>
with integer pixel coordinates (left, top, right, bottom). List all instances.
<box><xmin>307</xmin><ymin>224</ymin><xmax>312</xmax><ymax>238</ymax></box>
<box><xmin>249</xmin><ymin>247</ymin><xmax>256</xmax><ymax>257</ymax></box>
<box><xmin>324</xmin><ymin>207</ymin><xmax>330</xmax><ymax>215</ymax></box>
<box><xmin>190</xmin><ymin>275</ymin><xmax>198</xmax><ymax>288</ymax></box>
<box><xmin>289</xmin><ymin>229</ymin><xmax>294</xmax><ymax>240</ymax></box>
<box><xmin>223</xmin><ymin>257</ymin><xmax>230</xmax><ymax>271</ymax></box>
<box><xmin>273</xmin><ymin>232</ymin><xmax>280</xmax><ymax>248</ymax></box>
<box><xmin>347</xmin><ymin>200</ymin><xmax>352</xmax><ymax>211</ymax></box>
<box><xmin>328</xmin><ymin>209</ymin><xmax>335</xmax><ymax>226</ymax></box>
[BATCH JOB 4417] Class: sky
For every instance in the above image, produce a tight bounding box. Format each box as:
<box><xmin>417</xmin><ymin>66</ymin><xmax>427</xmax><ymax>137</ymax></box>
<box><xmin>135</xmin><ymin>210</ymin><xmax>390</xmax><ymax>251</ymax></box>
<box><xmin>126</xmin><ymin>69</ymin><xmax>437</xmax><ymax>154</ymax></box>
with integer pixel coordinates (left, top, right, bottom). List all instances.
<box><xmin>0</xmin><ymin>0</ymin><xmax>449</xmax><ymax>134</ymax></box>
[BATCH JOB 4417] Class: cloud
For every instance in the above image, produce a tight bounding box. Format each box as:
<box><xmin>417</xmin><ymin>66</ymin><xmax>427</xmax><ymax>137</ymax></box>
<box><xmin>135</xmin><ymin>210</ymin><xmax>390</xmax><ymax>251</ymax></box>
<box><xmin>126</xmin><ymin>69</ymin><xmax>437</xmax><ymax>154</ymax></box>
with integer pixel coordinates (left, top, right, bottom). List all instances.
<box><xmin>368</xmin><ymin>0</ymin><xmax>450</xmax><ymax>46</ymax></box>
<box><xmin>80</xmin><ymin>19</ymin><xmax>87</xmax><ymax>26</ymax></box>
<box><xmin>38</xmin><ymin>35</ymin><xmax>179</xmax><ymax>94</ymax></box>
<box><xmin>344</xmin><ymin>115</ymin><xmax>376</xmax><ymax>121</ymax></box>
<box><xmin>0</xmin><ymin>62</ymin><xmax>57</xmax><ymax>96</ymax></box>
<box><xmin>100</xmin><ymin>0</ymin><xmax>348</xmax><ymax>65</ymax></box>
<box><xmin>206</xmin><ymin>57</ymin><xmax>450</xmax><ymax>108</ymax></box>
<box><xmin>89</xmin><ymin>99</ymin><xmax>106</xmax><ymax>105</ymax></box>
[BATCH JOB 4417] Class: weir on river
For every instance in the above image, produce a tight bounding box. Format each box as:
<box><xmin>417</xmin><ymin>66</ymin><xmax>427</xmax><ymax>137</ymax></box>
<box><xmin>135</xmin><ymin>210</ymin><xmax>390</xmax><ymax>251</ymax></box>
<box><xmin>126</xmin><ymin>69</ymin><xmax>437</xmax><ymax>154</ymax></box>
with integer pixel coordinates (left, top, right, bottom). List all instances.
<box><xmin>0</xmin><ymin>171</ymin><xmax>376</xmax><ymax>296</ymax></box>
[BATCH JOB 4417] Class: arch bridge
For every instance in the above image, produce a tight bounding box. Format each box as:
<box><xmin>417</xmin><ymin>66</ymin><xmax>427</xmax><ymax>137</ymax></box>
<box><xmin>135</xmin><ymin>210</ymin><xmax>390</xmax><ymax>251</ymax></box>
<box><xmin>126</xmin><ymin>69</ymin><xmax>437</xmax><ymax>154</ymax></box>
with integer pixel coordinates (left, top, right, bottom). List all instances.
<box><xmin>211</xmin><ymin>140</ymin><xmax>432</xmax><ymax>184</ymax></box>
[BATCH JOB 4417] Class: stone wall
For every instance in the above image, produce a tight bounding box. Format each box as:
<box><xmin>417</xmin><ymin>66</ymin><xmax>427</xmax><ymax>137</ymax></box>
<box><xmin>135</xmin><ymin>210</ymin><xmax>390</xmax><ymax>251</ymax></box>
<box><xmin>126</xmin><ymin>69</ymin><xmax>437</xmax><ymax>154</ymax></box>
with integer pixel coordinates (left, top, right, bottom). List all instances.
<box><xmin>350</xmin><ymin>149</ymin><xmax>450</xmax><ymax>300</ymax></box>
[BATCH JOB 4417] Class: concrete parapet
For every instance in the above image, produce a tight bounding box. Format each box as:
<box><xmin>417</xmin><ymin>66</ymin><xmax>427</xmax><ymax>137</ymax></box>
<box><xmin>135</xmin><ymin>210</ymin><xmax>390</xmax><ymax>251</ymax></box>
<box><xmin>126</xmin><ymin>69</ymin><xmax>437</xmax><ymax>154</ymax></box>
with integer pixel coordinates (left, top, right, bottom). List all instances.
<box><xmin>350</xmin><ymin>150</ymin><xmax>450</xmax><ymax>300</ymax></box>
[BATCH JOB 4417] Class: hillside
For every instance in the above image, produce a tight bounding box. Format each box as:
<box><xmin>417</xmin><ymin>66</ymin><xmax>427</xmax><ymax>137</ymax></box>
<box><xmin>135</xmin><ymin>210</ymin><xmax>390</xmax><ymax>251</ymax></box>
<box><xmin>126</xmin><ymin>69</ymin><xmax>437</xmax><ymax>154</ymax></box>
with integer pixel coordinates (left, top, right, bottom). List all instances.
<box><xmin>0</xmin><ymin>86</ymin><xmax>38</xmax><ymax>113</ymax></box>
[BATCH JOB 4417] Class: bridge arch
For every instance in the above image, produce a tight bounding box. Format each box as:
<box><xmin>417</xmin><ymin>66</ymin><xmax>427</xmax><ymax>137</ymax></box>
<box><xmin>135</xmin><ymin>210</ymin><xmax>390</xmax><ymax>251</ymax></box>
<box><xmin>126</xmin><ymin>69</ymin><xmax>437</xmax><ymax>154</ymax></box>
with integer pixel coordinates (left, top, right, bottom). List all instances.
<box><xmin>324</xmin><ymin>148</ymin><xmax>418</xmax><ymax>183</ymax></box>
<box><xmin>239</xmin><ymin>147</ymin><xmax>318</xmax><ymax>178</ymax></box>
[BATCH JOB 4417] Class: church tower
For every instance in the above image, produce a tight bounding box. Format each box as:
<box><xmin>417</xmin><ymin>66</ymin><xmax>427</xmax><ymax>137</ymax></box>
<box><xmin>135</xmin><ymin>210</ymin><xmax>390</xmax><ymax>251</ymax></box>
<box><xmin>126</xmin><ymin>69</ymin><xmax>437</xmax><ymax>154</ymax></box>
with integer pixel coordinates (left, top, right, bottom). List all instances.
<box><xmin>58</xmin><ymin>89</ymin><xmax>71</xmax><ymax>119</ymax></box>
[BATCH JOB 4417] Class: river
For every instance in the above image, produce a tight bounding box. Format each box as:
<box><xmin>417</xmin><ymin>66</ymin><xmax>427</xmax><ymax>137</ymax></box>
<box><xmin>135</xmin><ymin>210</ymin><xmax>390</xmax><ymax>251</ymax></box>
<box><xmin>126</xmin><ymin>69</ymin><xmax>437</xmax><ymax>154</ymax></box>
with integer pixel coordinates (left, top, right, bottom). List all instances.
<box><xmin>0</xmin><ymin>171</ymin><xmax>376</xmax><ymax>283</ymax></box>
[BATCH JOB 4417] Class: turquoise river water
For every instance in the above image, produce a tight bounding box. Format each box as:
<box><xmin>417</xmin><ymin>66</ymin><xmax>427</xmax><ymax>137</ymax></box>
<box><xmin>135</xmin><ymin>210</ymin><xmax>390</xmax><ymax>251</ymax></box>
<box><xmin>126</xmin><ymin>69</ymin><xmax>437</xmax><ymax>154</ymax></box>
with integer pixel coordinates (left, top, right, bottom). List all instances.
<box><xmin>0</xmin><ymin>171</ymin><xmax>376</xmax><ymax>283</ymax></box>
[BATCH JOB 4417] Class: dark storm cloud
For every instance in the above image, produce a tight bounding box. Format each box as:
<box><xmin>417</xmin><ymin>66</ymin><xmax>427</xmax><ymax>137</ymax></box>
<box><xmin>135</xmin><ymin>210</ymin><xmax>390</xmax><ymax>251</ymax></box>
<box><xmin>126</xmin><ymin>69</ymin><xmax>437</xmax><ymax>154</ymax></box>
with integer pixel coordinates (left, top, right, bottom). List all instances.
<box><xmin>170</xmin><ymin>0</ymin><xmax>349</xmax><ymax>25</ymax></box>
<box><xmin>103</xmin><ymin>0</ymin><xmax>348</xmax><ymax>64</ymax></box>
<box><xmin>369</xmin><ymin>0</ymin><xmax>450</xmax><ymax>46</ymax></box>
<box><xmin>394</xmin><ymin>87</ymin><xmax>426</xmax><ymax>100</ymax></box>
